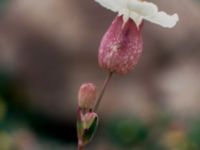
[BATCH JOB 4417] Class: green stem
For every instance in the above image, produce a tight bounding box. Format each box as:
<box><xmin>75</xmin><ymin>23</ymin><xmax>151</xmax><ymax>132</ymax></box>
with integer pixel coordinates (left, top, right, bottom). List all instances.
<box><xmin>94</xmin><ymin>72</ymin><xmax>113</xmax><ymax>111</ymax></box>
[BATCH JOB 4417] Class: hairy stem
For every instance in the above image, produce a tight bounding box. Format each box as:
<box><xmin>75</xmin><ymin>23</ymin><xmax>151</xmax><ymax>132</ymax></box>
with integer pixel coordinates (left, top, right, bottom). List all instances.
<box><xmin>94</xmin><ymin>72</ymin><xmax>113</xmax><ymax>111</ymax></box>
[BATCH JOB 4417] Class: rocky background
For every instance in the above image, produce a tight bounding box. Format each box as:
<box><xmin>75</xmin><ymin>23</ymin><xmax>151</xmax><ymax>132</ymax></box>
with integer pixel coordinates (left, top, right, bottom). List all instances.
<box><xmin>0</xmin><ymin>0</ymin><xmax>200</xmax><ymax>149</ymax></box>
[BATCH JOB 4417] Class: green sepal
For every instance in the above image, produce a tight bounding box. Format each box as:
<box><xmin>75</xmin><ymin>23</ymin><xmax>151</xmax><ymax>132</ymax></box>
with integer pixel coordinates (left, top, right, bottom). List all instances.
<box><xmin>76</xmin><ymin>109</ymin><xmax>99</xmax><ymax>146</ymax></box>
<box><xmin>82</xmin><ymin>113</ymin><xmax>99</xmax><ymax>145</ymax></box>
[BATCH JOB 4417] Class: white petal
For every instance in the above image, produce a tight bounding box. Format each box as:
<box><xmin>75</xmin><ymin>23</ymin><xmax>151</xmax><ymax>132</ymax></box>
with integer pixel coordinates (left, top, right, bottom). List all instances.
<box><xmin>144</xmin><ymin>12</ymin><xmax>179</xmax><ymax>28</ymax></box>
<box><xmin>95</xmin><ymin>0</ymin><xmax>179</xmax><ymax>28</ymax></box>
<box><xmin>128</xmin><ymin>0</ymin><xmax>158</xmax><ymax>17</ymax></box>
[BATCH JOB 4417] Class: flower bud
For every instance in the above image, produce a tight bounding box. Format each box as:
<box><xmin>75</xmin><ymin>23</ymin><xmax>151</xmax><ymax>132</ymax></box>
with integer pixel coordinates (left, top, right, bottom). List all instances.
<box><xmin>78</xmin><ymin>83</ymin><xmax>96</xmax><ymax>109</ymax></box>
<box><xmin>98</xmin><ymin>15</ymin><xmax>143</xmax><ymax>74</ymax></box>
<box><xmin>82</xmin><ymin>112</ymin><xmax>98</xmax><ymax>130</ymax></box>
<box><xmin>77</xmin><ymin>112</ymin><xmax>99</xmax><ymax>146</ymax></box>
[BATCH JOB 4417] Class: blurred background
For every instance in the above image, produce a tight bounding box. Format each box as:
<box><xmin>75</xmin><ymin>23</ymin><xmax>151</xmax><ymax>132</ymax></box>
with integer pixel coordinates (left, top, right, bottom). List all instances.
<box><xmin>0</xmin><ymin>0</ymin><xmax>200</xmax><ymax>149</ymax></box>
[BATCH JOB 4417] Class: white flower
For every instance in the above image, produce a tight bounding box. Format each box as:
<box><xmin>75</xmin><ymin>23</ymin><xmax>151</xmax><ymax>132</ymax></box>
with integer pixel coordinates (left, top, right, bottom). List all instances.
<box><xmin>95</xmin><ymin>0</ymin><xmax>179</xmax><ymax>28</ymax></box>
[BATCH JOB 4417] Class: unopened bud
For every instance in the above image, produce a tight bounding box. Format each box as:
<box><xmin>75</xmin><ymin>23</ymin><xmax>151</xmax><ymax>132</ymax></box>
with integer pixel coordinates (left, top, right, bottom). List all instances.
<box><xmin>77</xmin><ymin>112</ymin><xmax>99</xmax><ymax>146</ymax></box>
<box><xmin>82</xmin><ymin>112</ymin><xmax>98</xmax><ymax>130</ymax></box>
<box><xmin>98</xmin><ymin>15</ymin><xmax>143</xmax><ymax>74</ymax></box>
<box><xmin>78</xmin><ymin>83</ymin><xmax>96</xmax><ymax>109</ymax></box>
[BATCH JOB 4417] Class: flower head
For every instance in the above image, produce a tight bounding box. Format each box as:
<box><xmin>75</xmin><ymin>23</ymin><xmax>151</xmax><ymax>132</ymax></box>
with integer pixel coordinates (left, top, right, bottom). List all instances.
<box><xmin>99</xmin><ymin>16</ymin><xmax>142</xmax><ymax>74</ymax></box>
<box><xmin>78</xmin><ymin>83</ymin><xmax>97</xmax><ymax>109</ymax></box>
<box><xmin>95</xmin><ymin>0</ymin><xmax>179</xmax><ymax>28</ymax></box>
<box><xmin>96</xmin><ymin>0</ymin><xmax>179</xmax><ymax>74</ymax></box>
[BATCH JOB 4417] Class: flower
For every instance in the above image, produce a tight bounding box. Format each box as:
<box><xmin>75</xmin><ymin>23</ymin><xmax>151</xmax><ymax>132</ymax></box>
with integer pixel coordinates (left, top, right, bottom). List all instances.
<box><xmin>98</xmin><ymin>15</ymin><xmax>142</xmax><ymax>74</ymax></box>
<box><xmin>78</xmin><ymin>83</ymin><xmax>97</xmax><ymax>109</ymax></box>
<box><xmin>95</xmin><ymin>0</ymin><xmax>179</xmax><ymax>28</ymax></box>
<box><xmin>96</xmin><ymin>0</ymin><xmax>179</xmax><ymax>74</ymax></box>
